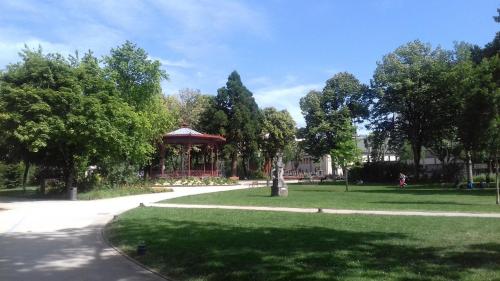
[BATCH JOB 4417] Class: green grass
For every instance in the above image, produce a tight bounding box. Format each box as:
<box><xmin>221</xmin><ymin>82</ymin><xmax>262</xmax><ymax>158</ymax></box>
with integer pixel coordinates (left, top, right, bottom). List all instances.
<box><xmin>108</xmin><ymin>207</ymin><xmax>500</xmax><ymax>281</ymax></box>
<box><xmin>0</xmin><ymin>186</ymin><xmax>43</xmax><ymax>199</ymax></box>
<box><xmin>162</xmin><ymin>183</ymin><xmax>500</xmax><ymax>213</ymax></box>
<box><xmin>76</xmin><ymin>186</ymin><xmax>172</xmax><ymax>200</ymax></box>
<box><xmin>0</xmin><ymin>185</ymin><xmax>170</xmax><ymax>200</ymax></box>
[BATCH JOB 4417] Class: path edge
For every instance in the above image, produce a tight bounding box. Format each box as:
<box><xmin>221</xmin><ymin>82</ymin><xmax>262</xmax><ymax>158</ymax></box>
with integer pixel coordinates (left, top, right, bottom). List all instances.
<box><xmin>100</xmin><ymin>216</ymin><xmax>176</xmax><ymax>281</ymax></box>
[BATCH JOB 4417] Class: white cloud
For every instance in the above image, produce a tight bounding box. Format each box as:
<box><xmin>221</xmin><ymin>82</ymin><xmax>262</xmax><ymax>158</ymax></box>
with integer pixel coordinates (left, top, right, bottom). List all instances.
<box><xmin>0</xmin><ymin>0</ymin><xmax>271</xmax><ymax>107</ymax></box>
<box><xmin>150</xmin><ymin>0</ymin><xmax>268</xmax><ymax>35</ymax></box>
<box><xmin>151</xmin><ymin>0</ymin><xmax>270</xmax><ymax>59</ymax></box>
<box><xmin>254</xmin><ymin>83</ymin><xmax>323</xmax><ymax>127</ymax></box>
<box><xmin>0</xmin><ymin>28</ymin><xmax>75</xmax><ymax>68</ymax></box>
<box><xmin>151</xmin><ymin>57</ymin><xmax>194</xmax><ymax>69</ymax></box>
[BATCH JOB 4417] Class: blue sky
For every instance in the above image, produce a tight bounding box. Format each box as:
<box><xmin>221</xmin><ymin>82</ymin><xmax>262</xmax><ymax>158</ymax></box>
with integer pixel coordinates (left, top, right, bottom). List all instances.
<box><xmin>0</xmin><ymin>0</ymin><xmax>498</xmax><ymax>127</ymax></box>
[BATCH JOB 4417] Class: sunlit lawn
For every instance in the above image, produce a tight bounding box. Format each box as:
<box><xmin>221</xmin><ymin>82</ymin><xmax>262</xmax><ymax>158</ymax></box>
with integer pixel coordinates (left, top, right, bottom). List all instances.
<box><xmin>0</xmin><ymin>186</ymin><xmax>40</xmax><ymax>199</ymax></box>
<box><xmin>108</xmin><ymin>207</ymin><xmax>500</xmax><ymax>281</ymax></box>
<box><xmin>162</xmin><ymin>182</ymin><xmax>500</xmax><ymax>213</ymax></box>
<box><xmin>0</xmin><ymin>185</ymin><xmax>167</xmax><ymax>200</ymax></box>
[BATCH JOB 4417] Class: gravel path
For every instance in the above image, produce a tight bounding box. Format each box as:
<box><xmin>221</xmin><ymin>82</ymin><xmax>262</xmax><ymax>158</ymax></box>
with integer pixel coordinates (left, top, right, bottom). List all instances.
<box><xmin>150</xmin><ymin>203</ymin><xmax>500</xmax><ymax>218</ymax></box>
<box><xmin>0</xmin><ymin>185</ymin><xmax>248</xmax><ymax>281</ymax></box>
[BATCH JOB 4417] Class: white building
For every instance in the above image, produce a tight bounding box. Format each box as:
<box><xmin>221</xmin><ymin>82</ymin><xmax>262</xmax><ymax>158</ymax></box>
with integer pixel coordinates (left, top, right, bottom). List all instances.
<box><xmin>284</xmin><ymin>135</ymin><xmax>399</xmax><ymax>178</ymax></box>
<box><xmin>284</xmin><ymin>154</ymin><xmax>333</xmax><ymax>177</ymax></box>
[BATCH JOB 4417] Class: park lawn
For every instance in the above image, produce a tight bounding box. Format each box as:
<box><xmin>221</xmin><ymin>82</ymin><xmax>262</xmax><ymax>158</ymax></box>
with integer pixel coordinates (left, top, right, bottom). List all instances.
<box><xmin>76</xmin><ymin>186</ymin><xmax>172</xmax><ymax>200</ymax></box>
<box><xmin>0</xmin><ymin>185</ymin><xmax>170</xmax><ymax>200</ymax></box>
<box><xmin>107</xmin><ymin>207</ymin><xmax>500</xmax><ymax>281</ymax></box>
<box><xmin>0</xmin><ymin>186</ymin><xmax>41</xmax><ymax>199</ymax></box>
<box><xmin>162</xmin><ymin>183</ymin><xmax>500</xmax><ymax>213</ymax></box>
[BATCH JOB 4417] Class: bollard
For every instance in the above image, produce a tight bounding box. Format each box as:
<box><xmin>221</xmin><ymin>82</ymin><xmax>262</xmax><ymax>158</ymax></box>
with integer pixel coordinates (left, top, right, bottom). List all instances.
<box><xmin>137</xmin><ymin>242</ymin><xmax>147</xmax><ymax>256</ymax></box>
<box><xmin>68</xmin><ymin>187</ymin><xmax>77</xmax><ymax>201</ymax></box>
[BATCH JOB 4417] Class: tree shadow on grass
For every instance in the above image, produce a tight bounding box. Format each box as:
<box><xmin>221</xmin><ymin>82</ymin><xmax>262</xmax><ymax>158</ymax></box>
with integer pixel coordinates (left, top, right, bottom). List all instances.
<box><xmin>291</xmin><ymin>189</ymin><xmax>342</xmax><ymax>193</ymax></box>
<box><xmin>108</xmin><ymin>214</ymin><xmax>500</xmax><ymax>281</ymax></box>
<box><xmin>246</xmin><ymin>194</ymin><xmax>273</xmax><ymax>198</ymax></box>
<box><xmin>369</xmin><ymin>201</ymin><xmax>476</xmax><ymax>206</ymax></box>
<box><xmin>350</xmin><ymin>188</ymin><xmax>497</xmax><ymax>197</ymax></box>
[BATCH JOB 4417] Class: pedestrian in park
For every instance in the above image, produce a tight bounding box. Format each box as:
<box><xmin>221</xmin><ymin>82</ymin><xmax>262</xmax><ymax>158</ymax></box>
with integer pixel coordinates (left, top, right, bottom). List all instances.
<box><xmin>399</xmin><ymin>172</ymin><xmax>407</xmax><ymax>188</ymax></box>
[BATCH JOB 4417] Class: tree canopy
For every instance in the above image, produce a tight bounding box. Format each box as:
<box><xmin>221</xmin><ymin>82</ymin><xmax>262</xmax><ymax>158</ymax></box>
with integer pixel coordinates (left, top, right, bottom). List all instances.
<box><xmin>200</xmin><ymin>71</ymin><xmax>262</xmax><ymax>177</ymax></box>
<box><xmin>371</xmin><ymin>40</ymin><xmax>452</xmax><ymax>179</ymax></box>
<box><xmin>300</xmin><ymin>72</ymin><xmax>369</xmax><ymax>160</ymax></box>
<box><xmin>0</xmin><ymin>43</ymin><xmax>174</xmax><ymax>190</ymax></box>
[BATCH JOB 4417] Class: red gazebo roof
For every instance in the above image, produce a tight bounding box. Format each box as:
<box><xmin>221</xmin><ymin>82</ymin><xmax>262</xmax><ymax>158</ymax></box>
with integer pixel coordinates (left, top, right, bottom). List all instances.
<box><xmin>163</xmin><ymin>127</ymin><xmax>226</xmax><ymax>145</ymax></box>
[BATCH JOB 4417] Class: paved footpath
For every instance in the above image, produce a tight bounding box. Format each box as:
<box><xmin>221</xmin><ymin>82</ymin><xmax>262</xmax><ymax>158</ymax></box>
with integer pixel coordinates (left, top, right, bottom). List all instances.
<box><xmin>0</xmin><ymin>185</ymin><xmax>248</xmax><ymax>281</ymax></box>
<box><xmin>150</xmin><ymin>203</ymin><xmax>500</xmax><ymax>218</ymax></box>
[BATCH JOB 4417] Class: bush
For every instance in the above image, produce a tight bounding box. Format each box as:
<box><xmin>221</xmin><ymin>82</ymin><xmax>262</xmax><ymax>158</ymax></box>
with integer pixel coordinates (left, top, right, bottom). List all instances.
<box><xmin>100</xmin><ymin>162</ymin><xmax>142</xmax><ymax>186</ymax></box>
<box><xmin>473</xmin><ymin>173</ymin><xmax>496</xmax><ymax>183</ymax></box>
<box><xmin>353</xmin><ymin>162</ymin><xmax>411</xmax><ymax>183</ymax></box>
<box><xmin>349</xmin><ymin>166</ymin><xmax>363</xmax><ymax>182</ymax></box>
<box><xmin>3</xmin><ymin>163</ymin><xmax>23</xmax><ymax>189</ymax></box>
<box><xmin>79</xmin><ymin>172</ymin><xmax>103</xmax><ymax>192</ymax></box>
<box><xmin>0</xmin><ymin>162</ymin><xmax>6</xmax><ymax>187</ymax></box>
<box><xmin>248</xmin><ymin>169</ymin><xmax>266</xmax><ymax>180</ymax></box>
<box><xmin>43</xmin><ymin>179</ymin><xmax>66</xmax><ymax>195</ymax></box>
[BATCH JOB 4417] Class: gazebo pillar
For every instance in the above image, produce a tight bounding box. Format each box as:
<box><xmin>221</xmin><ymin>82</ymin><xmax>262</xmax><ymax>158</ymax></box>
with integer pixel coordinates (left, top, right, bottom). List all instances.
<box><xmin>210</xmin><ymin>145</ymin><xmax>214</xmax><ymax>176</ymax></box>
<box><xmin>215</xmin><ymin>145</ymin><xmax>219</xmax><ymax>177</ymax></box>
<box><xmin>187</xmin><ymin>144</ymin><xmax>191</xmax><ymax>177</ymax></box>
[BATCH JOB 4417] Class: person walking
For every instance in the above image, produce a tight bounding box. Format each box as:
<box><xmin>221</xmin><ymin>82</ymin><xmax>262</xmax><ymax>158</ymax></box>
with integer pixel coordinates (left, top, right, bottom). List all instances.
<box><xmin>399</xmin><ymin>173</ymin><xmax>407</xmax><ymax>188</ymax></box>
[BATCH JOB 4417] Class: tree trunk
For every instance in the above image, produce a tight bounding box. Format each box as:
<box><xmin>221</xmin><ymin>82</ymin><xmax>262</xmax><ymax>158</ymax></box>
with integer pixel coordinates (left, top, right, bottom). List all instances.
<box><xmin>231</xmin><ymin>153</ymin><xmax>238</xmax><ymax>177</ymax></box>
<box><xmin>242</xmin><ymin>156</ymin><xmax>248</xmax><ymax>179</ymax></box>
<box><xmin>487</xmin><ymin>158</ymin><xmax>493</xmax><ymax>187</ymax></box>
<box><xmin>271</xmin><ymin>156</ymin><xmax>279</xmax><ymax>196</ymax></box>
<box><xmin>465</xmin><ymin>150</ymin><xmax>473</xmax><ymax>187</ymax></box>
<box><xmin>64</xmin><ymin>159</ymin><xmax>76</xmax><ymax>192</ymax></box>
<box><xmin>264</xmin><ymin>157</ymin><xmax>271</xmax><ymax>187</ymax></box>
<box><xmin>22</xmin><ymin>160</ymin><xmax>30</xmax><ymax>193</ymax></box>
<box><xmin>411</xmin><ymin>144</ymin><xmax>422</xmax><ymax>181</ymax></box>
<box><xmin>495</xmin><ymin>153</ymin><xmax>499</xmax><ymax>205</ymax></box>
<box><xmin>40</xmin><ymin>177</ymin><xmax>46</xmax><ymax>195</ymax></box>
<box><xmin>344</xmin><ymin>166</ymin><xmax>349</xmax><ymax>192</ymax></box>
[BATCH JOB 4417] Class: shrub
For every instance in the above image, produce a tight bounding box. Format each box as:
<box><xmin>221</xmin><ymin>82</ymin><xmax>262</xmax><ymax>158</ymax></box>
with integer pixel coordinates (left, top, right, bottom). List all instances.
<box><xmin>473</xmin><ymin>173</ymin><xmax>497</xmax><ymax>183</ymax></box>
<box><xmin>79</xmin><ymin>172</ymin><xmax>103</xmax><ymax>192</ymax></box>
<box><xmin>249</xmin><ymin>169</ymin><xmax>266</xmax><ymax>180</ymax></box>
<box><xmin>100</xmin><ymin>163</ymin><xmax>142</xmax><ymax>186</ymax></box>
<box><xmin>3</xmin><ymin>163</ymin><xmax>23</xmax><ymax>189</ymax></box>
<box><xmin>354</xmin><ymin>162</ymin><xmax>411</xmax><ymax>183</ymax></box>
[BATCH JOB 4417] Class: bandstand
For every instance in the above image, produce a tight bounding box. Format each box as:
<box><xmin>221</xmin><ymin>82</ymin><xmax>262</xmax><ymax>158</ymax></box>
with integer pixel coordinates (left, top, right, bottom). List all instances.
<box><xmin>157</xmin><ymin>126</ymin><xmax>226</xmax><ymax>178</ymax></box>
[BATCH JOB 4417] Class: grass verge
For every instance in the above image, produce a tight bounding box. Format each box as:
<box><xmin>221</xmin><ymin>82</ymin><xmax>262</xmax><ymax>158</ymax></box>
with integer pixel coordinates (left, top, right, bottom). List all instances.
<box><xmin>162</xmin><ymin>183</ymin><xmax>500</xmax><ymax>213</ymax></box>
<box><xmin>0</xmin><ymin>185</ymin><xmax>171</xmax><ymax>200</ymax></box>
<box><xmin>77</xmin><ymin>186</ymin><xmax>172</xmax><ymax>200</ymax></box>
<box><xmin>108</xmin><ymin>207</ymin><xmax>500</xmax><ymax>281</ymax></box>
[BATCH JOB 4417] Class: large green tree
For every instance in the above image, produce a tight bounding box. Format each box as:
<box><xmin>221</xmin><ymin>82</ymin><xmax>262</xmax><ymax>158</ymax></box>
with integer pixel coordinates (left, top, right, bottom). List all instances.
<box><xmin>173</xmin><ymin>88</ymin><xmax>211</xmax><ymax>130</ymax></box>
<box><xmin>103</xmin><ymin>41</ymin><xmax>167</xmax><ymax>110</ymax></box>
<box><xmin>450</xmin><ymin>54</ymin><xmax>499</xmax><ymax>187</ymax></box>
<box><xmin>371</xmin><ymin>40</ymin><xmax>452</xmax><ymax>179</ymax></box>
<box><xmin>201</xmin><ymin>71</ymin><xmax>261</xmax><ymax>178</ymax></box>
<box><xmin>261</xmin><ymin>107</ymin><xmax>296</xmax><ymax>196</ymax></box>
<box><xmin>103</xmin><ymin>41</ymin><xmax>175</xmax><ymax>179</ymax></box>
<box><xmin>0</xmin><ymin>44</ymin><xmax>172</xmax><ymax>191</ymax></box>
<box><xmin>300</xmin><ymin>72</ymin><xmax>369</xmax><ymax>180</ymax></box>
<box><xmin>329</xmin><ymin>114</ymin><xmax>360</xmax><ymax>191</ymax></box>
